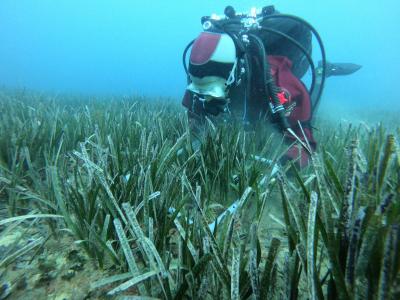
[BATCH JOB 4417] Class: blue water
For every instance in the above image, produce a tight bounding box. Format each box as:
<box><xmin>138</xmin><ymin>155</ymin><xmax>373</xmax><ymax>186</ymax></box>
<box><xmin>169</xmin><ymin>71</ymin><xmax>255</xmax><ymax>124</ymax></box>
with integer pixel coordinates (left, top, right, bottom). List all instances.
<box><xmin>0</xmin><ymin>0</ymin><xmax>399</xmax><ymax>109</ymax></box>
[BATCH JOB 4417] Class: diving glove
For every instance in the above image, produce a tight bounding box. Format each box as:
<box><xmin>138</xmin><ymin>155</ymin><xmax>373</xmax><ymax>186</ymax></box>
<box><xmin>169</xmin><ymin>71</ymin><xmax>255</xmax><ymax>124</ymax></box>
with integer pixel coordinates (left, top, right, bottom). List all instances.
<box><xmin>317</xmin><ymin>61</ymin><xmax>362</xmax><ymax>78</ymax></box>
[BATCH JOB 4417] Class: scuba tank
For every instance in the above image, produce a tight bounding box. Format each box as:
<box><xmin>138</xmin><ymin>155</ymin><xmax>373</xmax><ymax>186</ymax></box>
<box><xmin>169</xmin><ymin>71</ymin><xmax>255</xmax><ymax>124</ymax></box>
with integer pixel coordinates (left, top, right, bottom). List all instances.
<box><xmin>258</xmin><ymin>8</ymin><xmax>312</xmax><ymax>79</ymax></box>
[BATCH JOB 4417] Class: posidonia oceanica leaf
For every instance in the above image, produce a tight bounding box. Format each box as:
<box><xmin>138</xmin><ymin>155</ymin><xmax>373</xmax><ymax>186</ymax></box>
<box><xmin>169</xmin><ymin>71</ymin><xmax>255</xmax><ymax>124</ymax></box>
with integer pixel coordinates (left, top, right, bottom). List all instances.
<box><xmin>193</xmin><ymin>190</ymin><xmax>231</xmax><ymax>288</ymax></box>
<box><xmin>107</xmin><ymin>269</ymin><xmax>160</xmax><ymax>296</ymax></box>
<box><xmin>0</xmin><ymin>176</ymin><xmax>57</xmax><ymax>210</ymax></box>
<box><xmin>396</xmin><ymin>138</ymin><xmax>400</xmax><ymax>168</ymax></box>
<box><xmin>73</xmin><ymin>150</ymin><xmax>104</xmax><ymax>174</ymax></box>
<box><xmin>284</xmin><ymin>183</ymin><xmax>307</xmax><ymax>250</ymax></box>
<box><xmin>231</xmin><ymin>247</ymin><xmax>240</xmax><ymax>300</ymax></box>
<box><xmin>101</xmin><ymin>214</ymin><xmax>111</xmax><ymax>241</ymax></box>
<box><xmin>90</xmin><ymin>272</ymin><xmax>133</xmax><ymax>291</ymax></box>
<box><xmin>307</xmin><ymin>192</ymin><xmax>323</xmax><ymax>300</ymax></box>
<box><xmin>323</xmin><ymin>152</ymin><xmax>344</xmax><ymax>195</ymax></box>
<box><xmin>345</xmin><ymin>207</ymin><xmax>366</xmax><ymax>292</ymax></box>
<box><xmin>290</xmin><ymin>162</ymin><xmax>310</xmax><ymax>199</ymax></box>
<box><xmin>343</xmin><ymin>139</ymin><xmax>358</xmax><ymax>230</ymax></box>
<box><xmin>377</xmin><ymin>135</ymin><xmax>395</xmax><ymax>195</ymax></box>
<box><xmin>249</xmin><ymin>224</ymin><xmax>260</xmax><ymax>300</ymax></box>
<box><xmin>0</xmin><ymin>237</ymin><xmax>44</xmax><ymax>268</ymax></box>
<box><xmin>122</xmin><ymin>203</ymin><xmax>168</xmax><ymax>277</ymax></box>
<box><xmin>173</xmin><ymin>218</ymin><xmax>199</xmax><ymax>263</ymax></box>
<box><xmin>222</xmin><ymin>209</ymin><xmax>238</xmax><ymax>259</ymax></box>
<box><xmin>118</xmin><ymin>296</ymin><xmax>161</xmax><ymax>300</ymax></box>
<box><xmin>173</xmin><ymin>253</ymin><xmax>212</xmax><ymax>300</ymax></box>
<box><xmin>260</xmin><ymin>238</ymin><xmax>280</xmax><ymax>300</ymax></box>
<box><xmin>157</xmin><ymin>133</ymin><xmax>187</xmax><ymax>175</ymax></box>
<box><xmin>122</xmin><ymin>203</ymin><xmax>171</xmax><ymax>299</ymax></box>
<box><xmin>378</xmin><ymin>225</ymin><xmax>399</xmax><ymax>300</ymax></box>
<box><xmin>278</xmin><ymin>176</ymin><xmax>298</xmax><ymax>252</ymax></box>
<box><xmin>98</xmin><ymin>174</ymin><xmax>127</xmax><ymax>224</ymax></box>
<box><xmin>0</xmin><ymin>214</ymin><xmax>63</xmax><ymax>226</ymax></box>
<box><xmin>296</xmin><ymin>243</ymin><xmax>307</xmax><ymax>273</ymax></box>
<box><xmin>113</xmin><ymin>218</ymin><xmax>147</xmax><ymax>295</ymax></box>
<box><xmin>134</xmin><ymin>191</ymin><xmax>161</xmax><ymax>216</ymax></box>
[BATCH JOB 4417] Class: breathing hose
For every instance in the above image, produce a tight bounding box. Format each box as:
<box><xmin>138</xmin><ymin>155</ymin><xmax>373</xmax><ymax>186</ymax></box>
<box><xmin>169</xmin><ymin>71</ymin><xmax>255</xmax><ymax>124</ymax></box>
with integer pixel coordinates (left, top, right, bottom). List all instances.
<box><xmin>260</xmin><ymin>14</ymin><xmax>327</xmax><ymax>113</ymax></box>
<box><xmin>248</xmin><ymin>33</ymin><xmax>290</xmax><ymax>130</ymax></box>
<box><xmin>242</xmin><ymin>52</ymin><xmax>252</xmax><ymax>122</ymax></box>
<box><xmin>256</xmin><ymin>27</ymin><xmax>316</xmax><ymax>97</ymax></box>
<box><xmin>216</xmin><ymin>26</ymin><xmax>252</xmax><ymax>122</ymax></box>
<box><xmin>183</xmin><ymin>39</ymin><xmax>195</xmax><ymax>77</ymax></box>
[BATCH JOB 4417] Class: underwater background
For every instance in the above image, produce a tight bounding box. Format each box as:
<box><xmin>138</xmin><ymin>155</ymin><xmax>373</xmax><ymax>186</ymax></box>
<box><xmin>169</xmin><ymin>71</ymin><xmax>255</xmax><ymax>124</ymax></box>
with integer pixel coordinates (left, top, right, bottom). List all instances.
<box><xmin>0</xmin><ymin>0</ymin><xmax>399</xmax><ymax>110</ymax></box>
<box><xmin>1</xmin><ymin>1</ymin><xmax>400</xmax><ymax>299</ymax></box>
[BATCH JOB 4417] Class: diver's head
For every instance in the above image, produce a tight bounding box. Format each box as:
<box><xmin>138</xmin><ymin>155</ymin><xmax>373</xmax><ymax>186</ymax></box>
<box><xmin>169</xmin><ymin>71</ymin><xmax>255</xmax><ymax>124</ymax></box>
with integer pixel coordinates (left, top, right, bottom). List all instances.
<box><xmin>186</xmin><ymin>32</ymin><xmax>237</xmax><ymax>103</ymax></box>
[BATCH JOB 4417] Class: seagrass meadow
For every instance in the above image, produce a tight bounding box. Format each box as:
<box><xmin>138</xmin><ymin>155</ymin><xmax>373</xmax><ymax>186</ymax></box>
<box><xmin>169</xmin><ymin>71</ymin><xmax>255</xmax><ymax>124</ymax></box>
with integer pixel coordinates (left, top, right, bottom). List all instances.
<box><xmin>0</xmin><ymin>89</ymin><xmax>399</xmax><ymax>299</ymax></box>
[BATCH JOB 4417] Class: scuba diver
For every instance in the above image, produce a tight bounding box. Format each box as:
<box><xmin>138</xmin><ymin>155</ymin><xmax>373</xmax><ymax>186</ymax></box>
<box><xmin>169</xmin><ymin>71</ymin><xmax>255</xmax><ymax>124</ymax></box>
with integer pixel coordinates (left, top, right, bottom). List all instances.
<box><xmin>182</xmin><ymin>5</ymin><xmax>361</xmax><ymax>168</ymax></box>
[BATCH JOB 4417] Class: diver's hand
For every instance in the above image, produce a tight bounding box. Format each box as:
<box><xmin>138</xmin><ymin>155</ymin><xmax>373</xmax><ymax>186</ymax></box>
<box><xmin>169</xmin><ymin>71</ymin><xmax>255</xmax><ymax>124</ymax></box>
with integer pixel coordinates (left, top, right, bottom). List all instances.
<box><xmin>203</xmin><ymin>99</ymin><xmax>226</xmax><ymax>116</ymax></box>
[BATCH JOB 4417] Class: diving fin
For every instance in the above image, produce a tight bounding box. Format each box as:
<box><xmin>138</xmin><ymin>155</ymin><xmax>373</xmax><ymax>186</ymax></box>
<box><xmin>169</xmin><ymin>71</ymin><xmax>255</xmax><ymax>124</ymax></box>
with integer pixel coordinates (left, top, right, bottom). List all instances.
<box><xmin>318</xmin><ymin>61</ymin><xmax>362</xmax><ymax>77</ymax></box>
